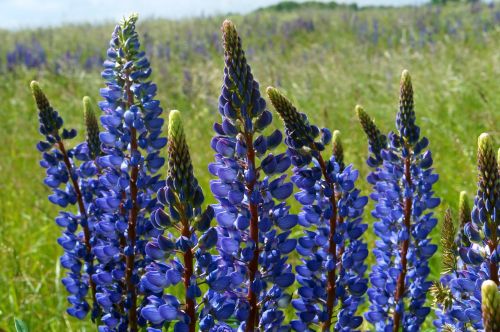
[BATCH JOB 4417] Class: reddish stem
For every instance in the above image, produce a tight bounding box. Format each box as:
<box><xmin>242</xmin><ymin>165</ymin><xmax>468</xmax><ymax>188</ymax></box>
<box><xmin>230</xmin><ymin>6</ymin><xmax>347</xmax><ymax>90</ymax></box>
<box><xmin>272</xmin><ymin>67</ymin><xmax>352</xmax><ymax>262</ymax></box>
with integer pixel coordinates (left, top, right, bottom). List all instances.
<box><xmin>57</xmin><ymin>141</ymin><xmax>97</xmax><ymax>308</ymax></box>
<box><xmin>124</xmin><ymin>74</ymin><xmax>139</xmax><ymax>332</ymax></box>
<box><xmin>392</xmin><ymin>155</ymin><xmax>412</xmax><ymax>332</ymax></box>
<box><xmin>487</xmin><ymin>224</ymin><xmax>499</xmax><ymax>285</ymax></box>
<box><xmin>317</xmin><ymin>154</ymin><xmax>338</xmax><ymax>332</ymax></box>
<box><xmin>245</xmin><ymin>132</ymin><xmax>259</xmax><ymax>332</ymax></box>
<box><xmin>181</xmin><ymin>219</ymin><xmax>196</xmax><ymax>332</ymax></box>
<box><xmin>115</xmin><ymin>192</ymin><xmax>128</xmax><ymax>315</ymax></box>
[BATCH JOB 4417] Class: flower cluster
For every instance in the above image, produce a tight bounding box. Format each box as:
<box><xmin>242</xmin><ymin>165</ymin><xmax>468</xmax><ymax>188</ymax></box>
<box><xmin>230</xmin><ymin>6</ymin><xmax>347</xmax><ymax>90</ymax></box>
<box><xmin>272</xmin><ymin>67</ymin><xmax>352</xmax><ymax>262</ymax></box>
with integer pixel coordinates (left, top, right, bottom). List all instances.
<box><xmin>432</xmin><ymin>133</ymin><xmax>499</xmax><ymax>331</ymax></box>
<box><xmin>207</xmin><ymin>20</ymin><xmax>296</xmax><ymax>331</ymax></box>
<box><xmin>31</xmin><ymin>81</ymin><xmax>101</xmax><ymax>320</ymax></box>
<box><xmin>34</xmin><ymin>13</ymin><xmax>169</xmax><ymax>331</ymax></box>
<box><xmin>33</xmin><ymin>13</ymin><xmax>500</xmax><ymax>332</ymax></box>
<box><xmin>359</xmin><ymin>70</ymin><xmax>440</xmax><ymax>331</ymax></box>
<box><xmin>267</xmin><ymin>87</ymin><xmax>368</xmax><ymax>331</ymax></box>
<box><xmin>90</xmin><ymin>14</ymin><xmax>168</xmax><ymax>331</ymax></box>
<box><xmin>139</xmin><ymin>110</ymin><xmax>216</xmax><ymax>332</ymax></box>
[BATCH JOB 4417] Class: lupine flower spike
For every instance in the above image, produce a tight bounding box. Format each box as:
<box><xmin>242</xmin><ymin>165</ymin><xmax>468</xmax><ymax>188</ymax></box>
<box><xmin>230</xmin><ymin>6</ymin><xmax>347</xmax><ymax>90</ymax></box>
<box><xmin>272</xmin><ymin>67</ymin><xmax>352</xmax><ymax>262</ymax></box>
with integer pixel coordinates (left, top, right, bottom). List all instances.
<box><xmin>267</xmin><ymin>87</ymin><xmax>368</xmax><ymax>331</ymax></box>
<box><xmin>207</xmin><ymin>20</ymin><xmax>296</xmax><ymax>331</ymax></box>
<box><xmin>475</xmin><ymin>134</ymin><xmax>499</xmax><ymax>284</ymax></box>
<box><xmin>31</xmin><ymin>81</ymin><xmax>99</xmax><ymax>320</ymax></box>
<box><xmin>359</xmin><ymin>70</ymin><xmax>440</xmax><ymax>331</ymax></box>
<box><xmin>140</xmin><ymin>110</ymin><xmax>216</xmax><ymax>332</ymax></box>
<box><xmin>94</xmin><ymin>14</ymin><xmax>167</xmax><ymax>331</ymax></box>
<box><xmin>434</xmin><ymin>133</ymin><xmax>499</xmax><ymax>330</ymax></box>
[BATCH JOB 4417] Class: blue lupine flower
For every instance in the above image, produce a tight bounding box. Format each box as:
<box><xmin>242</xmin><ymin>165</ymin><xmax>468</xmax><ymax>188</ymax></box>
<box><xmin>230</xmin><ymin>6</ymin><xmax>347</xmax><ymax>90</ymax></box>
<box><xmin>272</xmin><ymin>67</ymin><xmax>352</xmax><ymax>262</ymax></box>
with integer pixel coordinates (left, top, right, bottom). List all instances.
<box><xmin>433</xmin><ymin>133</ymin><xmax>499</xmax><ymax>331</ymax></box>
<box><xmin>94</xmin><ymin>14</ymin><xmax>166</xmax><ymax>331</ymax></box>
<box><xmin>207</xmin><ymin>20</ymin><xmax>296</xmax><ymax>331</ymax></box>
<box><xmin>358</xmin><ymin>70</ymin><xmax>440</xmax><ymax>331</ymax></box>
<box><xmin>7</xmin><ymin>40</ymin><xmax>46</xmax><ymax>71</ymax></box>
<box><xmin>32</xmin><ymin>82</ymin><xmax>100</xmax><ymax>320</ymax></box>
<box><xmin>267</xmin><ymin>87</ymin><xmax>368</xmax><ymax>331</ymax></box>
<box><xmin>139</xmin><ymin>110</ymin><xmax>216</xmax><ymax>332</ymax></box>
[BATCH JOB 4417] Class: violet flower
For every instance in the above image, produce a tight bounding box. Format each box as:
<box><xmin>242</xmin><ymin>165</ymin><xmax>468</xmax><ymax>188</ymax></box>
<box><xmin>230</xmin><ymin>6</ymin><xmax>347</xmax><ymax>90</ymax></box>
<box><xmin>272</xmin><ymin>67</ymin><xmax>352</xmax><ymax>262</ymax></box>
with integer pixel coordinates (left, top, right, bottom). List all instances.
<box><xmin>93</xmin><ymin>14</ymin><xmax>166</xmax><ymax>331</ymax></box>
<box><xmin>140</xmin><ymin>110</ymin><xmax>216</xmax><ymax>332</ymax></box>
<box><xmin>358</xmin><ymin>70</ymin><xmax>440</xmax><ymax>331</ymax></box>
<box><xmin>432</xmin><ymin>133</ymin><xmax>499</xmax><ymax>331</ymax></box>
<box><xmin>207</xmin><ymin>20</ymin><xmax>296</xmax><ymax>331</ymax></box>
<box><xmin>32</xmin><ymin>82</ymin><xmax>100</xmax><ymax>320</ymax></box>
<box><xmin>267</xmin><ymin>87</ymin><xmax>368</xmax><ymax>331</ymax></box>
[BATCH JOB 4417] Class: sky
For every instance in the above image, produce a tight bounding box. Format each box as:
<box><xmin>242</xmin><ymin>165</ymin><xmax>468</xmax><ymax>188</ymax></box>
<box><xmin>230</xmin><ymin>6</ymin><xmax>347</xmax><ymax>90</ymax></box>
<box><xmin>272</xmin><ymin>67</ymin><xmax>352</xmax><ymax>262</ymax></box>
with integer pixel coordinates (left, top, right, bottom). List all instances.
<box><xmin>0</xmin><ymin>0</ymin><xmax>429</xmax><ymax>30</ymax></box>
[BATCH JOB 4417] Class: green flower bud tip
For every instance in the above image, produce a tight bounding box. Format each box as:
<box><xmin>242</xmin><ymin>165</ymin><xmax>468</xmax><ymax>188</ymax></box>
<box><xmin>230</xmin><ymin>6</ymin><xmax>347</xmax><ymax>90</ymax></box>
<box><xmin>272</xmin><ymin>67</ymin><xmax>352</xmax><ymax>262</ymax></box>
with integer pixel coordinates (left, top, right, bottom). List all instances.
<box><xmin>400</xmin><ymin>69</ymin><xmax>412</xmax><ymax>92</ymax></box>
<box><xmin>478</xmin><ymin>133</ymin><xmax>494</xmax><ymax>154</ymax></box>
<box><xmin>397</xmin><ymin>69</ymin><xmax>419</xmax><ymax>143</ymax></box>
<box><xmin>497</xmin><ymin>148</ymin><xmax>500</xmax><ymax>173</ymax></box>
<box><xmin>167</xmin><ymin>110</ymin><xmax>196</xmax><ymax>201</ymax></box>
<box><xmin>168</xmin><ymin>110</ymin><xmax>184</xmax><ymax>143</ymax></box>
<box><xmin>356</xmin><ymin>105</ymin><xmax>377</xmax><ymax>138</ymax></box>
<box><xmin>267</xmin><ymin>86</ymin><xmax>294</xmax><ymax>121</ymax></box>
<box><xmin>31</xmin><ymin>81</ymin><xmax>50</xmax><ymax>114</ymax></box>
<box><xmin>400</xmin><ymin>70</ymin><xmax>413</xmax><ymax>103</ymax></box>
<box><xmin>458</xmin><ymin>191</ymin><xmax>471</xmax><ymax>227</ymax></box>
<box><xmin>31</xmin><ymin>80</ymin><xmax>61</xmax><ymax>137</ymax></box>
<box><xmin>83</xmin><ymin>96</ymin><xmax>101</xmax><ymax>159</ymax></box>
<box><xmin>457</xmin><ymin>190</ymin><xmax>471</xmax><ymax>247</ymax></box>
<box><xmin>481</xmin><ymin>279</ymin><xmax>500</xmax><ymax>332</ymax></box>
<box><xmin>332</xmin><ymin>130</ymin><xmax>344</xmax><ymax>171</ymax></box>
<box><xmin>477</xmin><ymin>133</ymin><xmax>499</xmax><ymax>203</ymax></box>
<box><xmin>356</xmin><ymin>105</ymin><xmax>387</xmax><ymax>162</ymax></box>
<box><xmin>222</xmin><ymin>20</ymin><xmax>241</xmax><ymax>58</ymax></box>
<box><xmin>266</xmin><ymin>86</ymin><xmax>315</xmax><ymax>148</ymax></box>
<box><xmin>121</xmin><ymin>13</ymin><xmax>138</xmax><ymax>28</ymax></box>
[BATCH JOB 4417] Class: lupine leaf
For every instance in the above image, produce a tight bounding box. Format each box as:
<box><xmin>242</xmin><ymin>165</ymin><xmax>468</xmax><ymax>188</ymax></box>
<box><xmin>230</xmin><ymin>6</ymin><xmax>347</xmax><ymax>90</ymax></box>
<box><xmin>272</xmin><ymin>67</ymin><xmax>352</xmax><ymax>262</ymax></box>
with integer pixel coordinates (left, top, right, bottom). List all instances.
<box><xmin>441</xmin><ymin>209</ymin><xmax>457</xmax><ymax>275</ymax></box>
<box><xmin>14</xmin><ymin>318</ymin><xmax>29</xmax><ymax>332</ymax></box>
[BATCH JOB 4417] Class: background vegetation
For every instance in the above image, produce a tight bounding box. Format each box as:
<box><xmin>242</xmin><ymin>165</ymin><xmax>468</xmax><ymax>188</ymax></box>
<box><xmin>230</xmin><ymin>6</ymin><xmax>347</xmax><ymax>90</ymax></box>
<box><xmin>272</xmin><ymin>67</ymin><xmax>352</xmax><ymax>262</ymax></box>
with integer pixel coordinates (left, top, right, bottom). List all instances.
<box><xmin>0</xmin><ymin>1</ymin><xmax>499</xmax><ymax>330</ymax></box>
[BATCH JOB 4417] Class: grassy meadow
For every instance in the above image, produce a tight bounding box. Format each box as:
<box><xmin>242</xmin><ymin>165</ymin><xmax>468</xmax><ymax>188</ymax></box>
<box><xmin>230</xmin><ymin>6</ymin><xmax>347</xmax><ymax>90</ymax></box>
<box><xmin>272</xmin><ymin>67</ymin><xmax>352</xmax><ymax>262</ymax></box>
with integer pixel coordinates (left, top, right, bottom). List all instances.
<box><xmin>0</xmin><ymin>2</ymin><xmax>499</xmax><ymax>330</ymax></box>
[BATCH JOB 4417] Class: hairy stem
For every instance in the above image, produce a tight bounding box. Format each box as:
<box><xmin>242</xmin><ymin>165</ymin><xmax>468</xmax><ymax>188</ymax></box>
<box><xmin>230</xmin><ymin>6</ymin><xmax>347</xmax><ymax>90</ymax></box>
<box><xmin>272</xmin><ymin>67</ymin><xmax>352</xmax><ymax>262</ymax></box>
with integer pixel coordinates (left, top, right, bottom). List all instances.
<box><xmin>317</xmin><ymin>153</ymin><xmax>338</xmax><ymax>331</ymax></box>
<box><xmin>393</xmin><ymin>154</ymin><xmax>412</xmax><ymax>331</ymax></box>
<box><xmin>245</xmin><ymin>132</ymin><xmax>259</xmax><ymax>332</ymax></box>
<box><xmin>57</xmin><ymin>141</ymin><xmax>97</xmax><ymax>310</ymax></box>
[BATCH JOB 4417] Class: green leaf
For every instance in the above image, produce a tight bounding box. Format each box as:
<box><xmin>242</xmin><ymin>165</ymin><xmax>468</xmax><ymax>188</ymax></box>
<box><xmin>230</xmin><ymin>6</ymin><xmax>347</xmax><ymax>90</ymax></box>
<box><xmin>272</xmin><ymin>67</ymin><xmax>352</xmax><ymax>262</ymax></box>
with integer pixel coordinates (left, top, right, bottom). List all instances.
<box><xmin>14</xmin><ymin>318</ymin><xmax>29</xmax><ymax>332</ymax></box>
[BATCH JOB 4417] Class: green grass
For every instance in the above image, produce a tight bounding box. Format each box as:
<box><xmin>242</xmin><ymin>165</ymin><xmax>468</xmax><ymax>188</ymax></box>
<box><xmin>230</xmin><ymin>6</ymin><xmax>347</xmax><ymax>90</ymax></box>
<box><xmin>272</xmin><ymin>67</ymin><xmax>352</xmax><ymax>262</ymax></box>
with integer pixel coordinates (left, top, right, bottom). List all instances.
<box><xmin>0</xmin><ymin>2</ymin><xmax>499</xmax><ymax>331</ymax></box>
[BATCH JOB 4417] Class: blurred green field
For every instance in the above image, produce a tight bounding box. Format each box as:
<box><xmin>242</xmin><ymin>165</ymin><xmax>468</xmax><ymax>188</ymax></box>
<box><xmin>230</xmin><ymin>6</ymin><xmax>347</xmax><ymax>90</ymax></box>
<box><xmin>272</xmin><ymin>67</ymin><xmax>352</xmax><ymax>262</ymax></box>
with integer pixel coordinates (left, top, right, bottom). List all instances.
<box><xmin>0</xmin><ymin>2</ymin><xmax>499</xmax><ymax>331</ymax></box>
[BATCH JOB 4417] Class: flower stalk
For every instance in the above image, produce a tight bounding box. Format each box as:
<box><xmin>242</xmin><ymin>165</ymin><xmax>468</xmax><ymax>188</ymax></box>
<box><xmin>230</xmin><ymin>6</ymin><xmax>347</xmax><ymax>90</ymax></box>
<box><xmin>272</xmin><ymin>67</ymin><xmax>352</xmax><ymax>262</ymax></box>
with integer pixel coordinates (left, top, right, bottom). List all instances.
<box><xmin>360</xmin><ymin>70</ymin><xmax>439</xmax><ymax>331</ymax></box>
<box><xmin>207</xmin><ymin>20</ymin><xmax>296</xmax><ymax>331</ymax></box>
<box><xmin>31</xmin><ymin>81</ymin><xmax>98</xmax><ymax>318</ymax></box>
<box><xmin>268</xmin><ymin>87</ymin><xmax>368</xmax><ymax>331</ymax></box>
